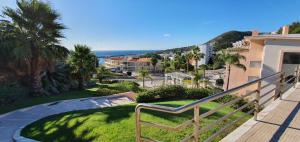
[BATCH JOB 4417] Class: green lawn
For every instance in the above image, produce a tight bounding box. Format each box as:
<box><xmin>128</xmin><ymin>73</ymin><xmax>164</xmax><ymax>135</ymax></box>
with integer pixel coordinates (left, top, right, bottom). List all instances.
<box><xmin>0</xmin><ymin>87</ymin><xmax>98</xmax><ymax>114</ymax></box>
<box><xmin>21</xmin><ymin>100</ymin><xmax>251</xmax><ymax>142</ymax></box>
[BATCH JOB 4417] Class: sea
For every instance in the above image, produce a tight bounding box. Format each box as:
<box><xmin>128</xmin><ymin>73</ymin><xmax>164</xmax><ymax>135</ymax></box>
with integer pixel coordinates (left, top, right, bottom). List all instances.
<box><xmin>94</xmin><ymin>50</ymin><xmax>159</xmax><ymax>65</ymax></box>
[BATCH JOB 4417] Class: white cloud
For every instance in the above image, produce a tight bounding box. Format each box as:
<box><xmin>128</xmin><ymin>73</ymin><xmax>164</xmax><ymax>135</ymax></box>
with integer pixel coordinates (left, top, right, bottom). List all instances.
<box><xmin>163</xmin><ymin>33</ymin><xmax>171</xmax><ymax>37</ymax></box>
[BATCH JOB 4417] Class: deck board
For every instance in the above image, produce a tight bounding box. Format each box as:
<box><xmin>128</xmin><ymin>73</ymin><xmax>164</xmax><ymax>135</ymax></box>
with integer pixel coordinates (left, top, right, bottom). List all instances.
<box><xmin>236</xmin><ymin>87</ymin><xmax>300</xmax><ymax>142</ymax></box>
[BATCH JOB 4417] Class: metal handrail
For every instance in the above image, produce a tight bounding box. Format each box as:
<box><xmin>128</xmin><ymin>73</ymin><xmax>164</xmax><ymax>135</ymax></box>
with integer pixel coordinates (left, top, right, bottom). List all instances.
<box><xmin>136</xmin><ymin>72</ymin><xmax>281</xmax><ymax>113</ymax></box>
<box><xmin>135</xmin><ymin>71</ymin><xmax>299</xmax><ymax>142</ymax></box>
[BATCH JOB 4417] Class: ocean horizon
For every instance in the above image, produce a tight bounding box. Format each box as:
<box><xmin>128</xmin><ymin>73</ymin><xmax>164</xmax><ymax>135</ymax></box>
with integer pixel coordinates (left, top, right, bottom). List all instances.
<box><xmin>94</xmin><ymin>50</ymin><xmax>159</xmax><ymax>64</ymax></box>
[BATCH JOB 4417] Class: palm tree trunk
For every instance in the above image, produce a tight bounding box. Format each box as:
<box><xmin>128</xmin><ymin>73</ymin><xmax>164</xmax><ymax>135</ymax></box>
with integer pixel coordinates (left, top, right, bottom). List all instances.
<box><xmin>142</xmin><ymin>77</ymin><xmax>145</xmax><ymax>88</ymax></box>
<box><xmin>195</xmin><ymin>60</ymin><xmax>198</xmax><ymax>73</ymax></box>
<box><xmin>186</xmin><ymin>62</ymin><xmax>189</xmax><ymax>73</ymax></box>
<box><xmin>226</xmin><ymin>65</ymin><xmax>231</xmax><ymax>91</ymax></box>
<box><xmin>30</xmin><ymin>56</ymin><xmax>43</xmax><ymax>95</ymax></box>
<box><xmin>78</xmin><ymin>75</ymin><xmax>84</xmax><ymax>90</ymax></box>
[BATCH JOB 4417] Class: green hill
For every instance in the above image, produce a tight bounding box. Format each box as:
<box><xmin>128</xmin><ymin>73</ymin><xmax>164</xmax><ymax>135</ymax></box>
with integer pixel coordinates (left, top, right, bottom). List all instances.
<box><xmin>157</xmin><ymin>30</ymin><xmax>251</xmax><ymax>54</ymax></box>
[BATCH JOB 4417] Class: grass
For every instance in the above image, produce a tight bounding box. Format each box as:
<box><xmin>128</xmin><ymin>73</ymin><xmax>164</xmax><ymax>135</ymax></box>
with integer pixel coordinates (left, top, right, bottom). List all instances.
<box><xmin>0</xmin><ymin>86</ymin><xmax>99</xmax><ymax>115</ymax></box>
<box><xmin>0</xmin><ymin>82</ymin><xmax>143</xmax><ymax>115</ymax></box>
<box><xmin>21</xmin><ymin>100</ymin><xmax>251</xmax><ymax>142</ymax></box>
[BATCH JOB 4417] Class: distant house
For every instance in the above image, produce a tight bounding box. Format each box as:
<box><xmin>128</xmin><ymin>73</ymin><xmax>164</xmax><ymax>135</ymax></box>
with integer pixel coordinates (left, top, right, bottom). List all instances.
<box><xmin>104</xmin><ymin>57</ymin><xmax>162</xmax><ymax>75</ymax></box>
<box><xmin>224</xmin><ymin>26</ymin><xmax>300</xmax><ymax>99</ymax></box>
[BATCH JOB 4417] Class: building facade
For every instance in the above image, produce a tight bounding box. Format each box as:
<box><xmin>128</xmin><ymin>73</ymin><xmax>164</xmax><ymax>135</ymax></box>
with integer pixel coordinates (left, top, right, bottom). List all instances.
<box><xmin>224</xmin><ymin>26</ymin><xmax>300</xmax><ymax>100</ymax></box>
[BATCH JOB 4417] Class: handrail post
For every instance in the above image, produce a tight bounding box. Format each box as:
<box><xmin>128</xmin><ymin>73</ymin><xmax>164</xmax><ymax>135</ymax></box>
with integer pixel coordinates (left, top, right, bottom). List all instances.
<box><xmin>294</xmin><ymin>66</ymin><xmax>299</xmax><ymax>88</ymax></box>
<box><xmin>254</xmin><ymin>80</ymin><xmax>261</xmax><ymax>121</ymax></box>
<box><xmin>279</xmin><ymin>73</ymin><xmax>285</xmax><ymax>100</ymax></box>
<box><xmin>136</xmin><ymin>108</ymin><xmax>141</xmax><ymax>142</ymax></box>
<box><xmin>193</xmin><ymin>105</ymin><xmax>200</xmax><ymax>142</ymax></box>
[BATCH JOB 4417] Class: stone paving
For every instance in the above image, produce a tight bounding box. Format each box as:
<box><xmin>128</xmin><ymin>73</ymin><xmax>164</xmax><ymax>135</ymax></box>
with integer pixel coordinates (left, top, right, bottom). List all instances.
<box><xmin>0</xmin><ymin>92</ymin><xmax>136</xmax><ymax>142</ymax></box>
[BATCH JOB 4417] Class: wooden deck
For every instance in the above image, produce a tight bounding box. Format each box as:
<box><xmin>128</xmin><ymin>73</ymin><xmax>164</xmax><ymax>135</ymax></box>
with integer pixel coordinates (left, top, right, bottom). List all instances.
<box><xmin>236</xmin><ymin>86</ymin><xmax>300</xmax><ymax>142</ymax></box>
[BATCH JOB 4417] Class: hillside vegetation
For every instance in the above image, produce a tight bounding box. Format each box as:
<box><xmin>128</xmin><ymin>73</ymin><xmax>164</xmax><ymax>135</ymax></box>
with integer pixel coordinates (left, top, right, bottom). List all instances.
<box><xmin>158</xmin><ymin>30</ymin><xmax>251</xmax><ymax>54</ymax></box>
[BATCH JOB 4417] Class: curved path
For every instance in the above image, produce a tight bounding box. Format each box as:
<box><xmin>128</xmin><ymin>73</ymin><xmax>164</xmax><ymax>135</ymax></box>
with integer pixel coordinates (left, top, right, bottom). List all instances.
<box><xmin>0</xmin><ymin>92</ymin><xmax>136</xmax><ymax>142</ymax></box>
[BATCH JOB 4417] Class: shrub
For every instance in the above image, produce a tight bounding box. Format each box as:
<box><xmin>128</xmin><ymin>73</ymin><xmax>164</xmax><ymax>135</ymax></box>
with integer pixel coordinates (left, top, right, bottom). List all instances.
<box><xmin>0</xmin><ymin>82</ymin><xmax>28</xmax><ymax>106</ymax></box>
<box><xmin>184</xmin><ymin>88</ymin><xmax>213</xmax><ymax>99</ymax></box>
<box><xmin>216</xmin><ymin>79</ymin><xmax>224</xmax><ymax>86</ymax></box>
<box><xmin>110</xmin><ymin>81</ymin><xmax>141</xmax><ymax>92</ymax></box>
<box><xmin>136</xmin><ymin>85</ymin><xmax>185</xmax><ymax>103</ymax></box>
<box><xmin>136</xmin><ymin>85</ymin><xmax>214</xmax><ymax>103</ymax></box>
<box><xmin>96</xmin><ymin>81</ymin><xmax>143</xmax><ymax>96</ymax></box>
<box><xmin>96</xmin><ymin>88</ymin><xmax>121</xmax><ymax>96</ymax></box>
<box><xmin>214</xmin><ymin>95</ymin><xmax>254</xmax><ymax>113</ymax></box>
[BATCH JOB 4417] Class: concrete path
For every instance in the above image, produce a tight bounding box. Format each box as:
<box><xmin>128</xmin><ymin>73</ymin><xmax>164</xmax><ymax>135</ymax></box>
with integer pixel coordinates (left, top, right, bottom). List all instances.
<box><xmin>0</xmin><ymin>92</ymin><xmax>136</xmax><ymax>142</ymax></box>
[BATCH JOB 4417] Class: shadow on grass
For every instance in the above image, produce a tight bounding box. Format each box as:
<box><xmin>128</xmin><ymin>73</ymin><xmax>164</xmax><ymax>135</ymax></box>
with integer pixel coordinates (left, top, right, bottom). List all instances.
<box><xmin>22</xmin><ymin>112</ymin><xmax>97</xmax><ymax>142</ymax></box>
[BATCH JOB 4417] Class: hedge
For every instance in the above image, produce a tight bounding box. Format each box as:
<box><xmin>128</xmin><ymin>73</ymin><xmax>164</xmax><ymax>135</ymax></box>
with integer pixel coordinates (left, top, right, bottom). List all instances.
<box><xmin>136</xmin><ymin>85</ymin><xmax>253</xmax><ymax>113</ymax></box>
<box><xmin>96</xmin><ymin>81</ymin><xmax>143</xmax><ymax>96</ymax></box>
<box><xmin>136</xmin><ymin>85</ymin><xmax>213</xmax><ymax>103</ymax></box>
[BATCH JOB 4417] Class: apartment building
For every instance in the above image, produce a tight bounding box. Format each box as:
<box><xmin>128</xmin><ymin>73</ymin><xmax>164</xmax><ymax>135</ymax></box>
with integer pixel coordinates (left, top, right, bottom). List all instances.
<box><xmin>190</xmin><ymin>43</ymin><xmax>214</xmax><ymax>67</ymax></box>
<box><xmin>104</xmin><ymin>57</ymin><xmax>161</xmax><ymax>75</ymax></box>
<box><xmin>224</xmin><ymin>26</ymin><xmax>300</xmax><ymax>99</ymax></box>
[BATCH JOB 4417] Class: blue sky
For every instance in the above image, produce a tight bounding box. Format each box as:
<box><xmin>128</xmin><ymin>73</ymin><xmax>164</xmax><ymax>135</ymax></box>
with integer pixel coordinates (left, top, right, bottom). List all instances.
<box><xmin>1</xmin><ymin>0</ymin><xmax>300</xmax><ymax>51</ymax></box>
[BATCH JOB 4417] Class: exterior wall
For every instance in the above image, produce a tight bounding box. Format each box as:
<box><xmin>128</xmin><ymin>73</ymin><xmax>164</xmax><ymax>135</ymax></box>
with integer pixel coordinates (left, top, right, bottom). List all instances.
<box><xmin>198</xmin><ymin>44</ymin><xmax>214</xmax><ymax>65</ymax></box>
<box><xmin>262</xmin><ymin>39</ymin><xmax>300</xmax><ymax>76</ymax></box>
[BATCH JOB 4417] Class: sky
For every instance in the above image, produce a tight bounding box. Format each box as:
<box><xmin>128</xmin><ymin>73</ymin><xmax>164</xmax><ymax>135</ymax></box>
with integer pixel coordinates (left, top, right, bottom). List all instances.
<box><xmin>1</xmin><ymin>0</ymin><xmax>300</xmax><ymax>51</ymax></box>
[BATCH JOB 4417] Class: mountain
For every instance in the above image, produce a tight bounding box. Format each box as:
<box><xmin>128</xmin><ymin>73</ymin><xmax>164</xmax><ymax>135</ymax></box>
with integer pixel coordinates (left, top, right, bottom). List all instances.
<box><xmin>157</xmin><ymin>30</ymin><xmax>252</xmax><ymax>54</ymax></box>
<box><xmin>206</xmin><ymin>31</ymin><xmax>251</xmax><ymax>51</ymax></box>
<box><xmin>277</xmin><ymin>21</ymin><xmax>300</xmax><ymax>34</ymax></box>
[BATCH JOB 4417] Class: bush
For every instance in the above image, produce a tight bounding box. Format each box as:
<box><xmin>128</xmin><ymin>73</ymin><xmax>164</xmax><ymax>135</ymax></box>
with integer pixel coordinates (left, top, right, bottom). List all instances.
<box><xmin>184</xmin><ymin>88</ymin><xmax>213</xmax><ymax>99</ymax></box>
<box><xmin>96</xmin><ymin>81</ymin><xmax>143</xmax><ymax>96</ymax></box>
<box><xmin>214</xmin><ymin>95</ymin><xmax>254</xmax><ymax>113</ymax></box>
<box><xmin>109</xmin><ymin>81</ymin><xmax>141</xmax><ymax>92</ymax></box>
<box><xmin>96</xmin><ymin>88</ymin><xmax>121</xmax><ymax>96</ymax></box>
<box><xmin>0</xmin><ymin>82</ymin><xmax>28</xmax><ymax>106</ymax></box>
<box><xmin>216</xmin><ymin>79</ymin><xmax>224</xmax><ymax>86</ymax></box>
<box><xmin>136</xmin><ymin>85</ymin><xmax>214</xmax><ymax>103</ymax></box>
<box><xmin>136</xmin><ymin>85</ymin><xmax>185</xmax><ymax>103</ymax></box>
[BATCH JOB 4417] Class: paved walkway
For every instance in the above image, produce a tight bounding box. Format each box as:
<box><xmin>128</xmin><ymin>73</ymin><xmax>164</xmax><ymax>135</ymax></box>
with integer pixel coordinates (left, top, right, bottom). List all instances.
<box><xmin>0</xmin><ymin>92</ymin><xmax>136</xmax><ymax>142</ymax></box>
<box><xmin>235</xmin><ymin>86</ymin><xmax>300</xmax><ymax>142</ymax></box>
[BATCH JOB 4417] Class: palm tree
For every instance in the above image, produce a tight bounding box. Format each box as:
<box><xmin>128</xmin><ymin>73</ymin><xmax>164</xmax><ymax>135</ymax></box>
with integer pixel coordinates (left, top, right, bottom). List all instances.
<box><xmin>186</xmin><ymin>52</ymin><xmax>194</xmax><ymax>73</ymax></box>
<box><xmin>68</xmin><ymin>45</ymin><xmax>97</xmax><ymax>89</ymax></box>
<box><xmin>97</xmin><ymin>66</ymin><xmax>111</xmax><ymax>83</ymax></box>
<box><xmin>192</xmin><ymin>46</ymin><xmax>205</xmax><ymax>73</ymax></box>
<box><xmin>151</xmin><ymin>57</ymin><xmax>158</xmax><ymax>73</ymax></box>
<box><xmin>3</xmin><ymin>0</ymin><xmax>68</xmax><ymax>95</ymax></box>
<box><xmin>174</xmin><ymin>51</ymin><xmax>182</xmax><ymax>70</ymax></box>
<box><xmin>199</xmin><ymin>64</ymin><xmax>209</xmax><ymax>88</ymax></box>
<box><xmin>138</xmin><ymin>69</ymin><xmax>151</xmax><ymax>88</ymax></box>
<box><xmin>193</xmin><ymin>70</ymin><xmax>203</xmax><ymax>88</ymax></box>
<box><xmin>199</xmin><ymin>64</ymin><xmax>209</xmax><ymax>78</ymax></box>
<box><xmin>217</xmin><ymin>50</ymin><xmax>246</xmax><ymax>91</ymax></box>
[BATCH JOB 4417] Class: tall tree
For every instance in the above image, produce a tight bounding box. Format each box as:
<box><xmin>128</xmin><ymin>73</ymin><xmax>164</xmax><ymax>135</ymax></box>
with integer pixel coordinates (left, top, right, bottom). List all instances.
<box><xmin>2</xmin><ymin>0</ymin><xmax>68</xmax><ymax>95</ymax></box>
<box><xmin>217</xmin><ymin>50</ymin><xmax>246</xmax><ymax>91</ymax></box>
<box><xmin>199</xmin><ymin>64</ymin><xmax>209</xmax><ymax>88</ymax></box>
<box><xmin>151</xmin><ymin>57</ymin><xmax>158</xmax><ymax>72</ymax></box>
<box><xmin>138</xmin><ymin>69</ymin><xmax>151</xmax><ymax>88</ymax></box>
<box><xmin>192</xmin><ymin>46</ymin><xmax>204</xmax><ymax>73</ymax></box>
<box><xmin>193</xmin><ymin>70</ymin><xmax>203</xmax><ymax>88</ymax></box>
<box><xmin>68</xmin><ymin>45</ymin><xmax>97</xmax><ymax>89</ymax></box>
<box><xmin>97</xmin><ymin>65</ymin><xmax>111</xmax><ymax>83</ymax></box>
<box><xmin>185</xmin><ymin>52</ymin><xmax>194</xmax><ymax>73</ymax></box>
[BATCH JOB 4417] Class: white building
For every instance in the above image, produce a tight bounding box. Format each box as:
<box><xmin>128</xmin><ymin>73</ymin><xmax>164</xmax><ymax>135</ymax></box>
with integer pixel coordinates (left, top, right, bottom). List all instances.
<box><xmin>198</xmin><ymin>43</ymin><xmax>214</xmax><ymax>65</ymax></box>
<box><xmin>189</xmin><ymin>43</ymin><xmax>214</xmax><ymax>66</ymax></box>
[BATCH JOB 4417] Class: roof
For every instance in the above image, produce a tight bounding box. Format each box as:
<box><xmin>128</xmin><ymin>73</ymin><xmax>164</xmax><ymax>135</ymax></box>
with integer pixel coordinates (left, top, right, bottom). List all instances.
<box><xmin>137</xmin><ymin>58</ymin><xmax>151</xmax><ymax>62</ymax></box>
<box><xmin>245</xmin><ymin>34</ymin><xmax>300</xmax><ymax>40</ymax></box>
<box><xmin>109</xmin><ymin>57</ymin><xmax>126</xmax><ymax>61</ymax></box>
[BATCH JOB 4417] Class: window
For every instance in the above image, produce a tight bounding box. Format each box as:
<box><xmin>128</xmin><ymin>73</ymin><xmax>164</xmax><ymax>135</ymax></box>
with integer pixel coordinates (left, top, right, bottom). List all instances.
<box><xmin>248</xmin><ymin>76</ymin><xmax>259</xmax><ymax>82</ymax></box>
<box><xmin>250</xmin><ymin>61</ymin><xmax>261</xmax><ymax>68</ymax></box>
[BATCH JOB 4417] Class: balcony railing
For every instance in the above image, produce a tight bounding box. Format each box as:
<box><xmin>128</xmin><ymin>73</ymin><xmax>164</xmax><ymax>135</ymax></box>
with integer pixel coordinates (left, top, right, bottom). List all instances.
<box><xmin>135</xmin><ymin>69</ymin><xmax>299</xmax><ymax>142</ymax></box>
